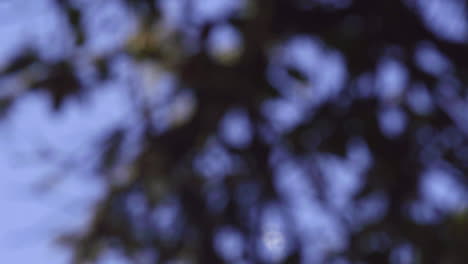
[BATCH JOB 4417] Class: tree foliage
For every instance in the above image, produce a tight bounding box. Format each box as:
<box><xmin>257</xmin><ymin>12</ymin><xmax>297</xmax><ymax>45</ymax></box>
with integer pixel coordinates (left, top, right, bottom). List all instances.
<box><xmin>3</xmin><ymin>0</ymin><xmax>468</xmax><ymax>263</ymax></box>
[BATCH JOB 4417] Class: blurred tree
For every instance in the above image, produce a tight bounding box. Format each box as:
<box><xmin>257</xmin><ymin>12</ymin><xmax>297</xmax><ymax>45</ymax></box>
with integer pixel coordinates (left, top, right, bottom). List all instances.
<box><xmin>3</xmin><ymin>0</ymin><xmax>468</xmax><ymax>263</ymax></box>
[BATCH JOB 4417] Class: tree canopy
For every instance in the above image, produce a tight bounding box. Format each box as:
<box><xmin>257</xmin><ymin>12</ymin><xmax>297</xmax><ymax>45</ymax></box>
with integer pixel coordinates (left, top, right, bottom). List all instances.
<box><xmin>2</xmin><ymin>0</ymin><xmax>468</xmax><ymax>263</ymax></box>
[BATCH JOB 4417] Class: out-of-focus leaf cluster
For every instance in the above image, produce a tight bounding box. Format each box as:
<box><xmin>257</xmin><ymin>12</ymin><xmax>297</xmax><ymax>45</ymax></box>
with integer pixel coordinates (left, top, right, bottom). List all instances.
<box><xmin>3</xmin><ymin>0</ymin><xmax>468</xmax><ymax>263</ymax></box>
